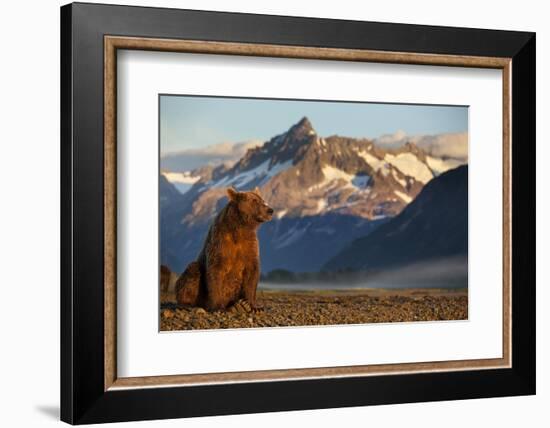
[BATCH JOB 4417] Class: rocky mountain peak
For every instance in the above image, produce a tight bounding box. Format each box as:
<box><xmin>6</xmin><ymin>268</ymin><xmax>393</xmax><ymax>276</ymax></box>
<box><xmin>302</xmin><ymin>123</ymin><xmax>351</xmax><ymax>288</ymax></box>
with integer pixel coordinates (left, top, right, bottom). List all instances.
<box><xmin>224</xmin><ymin>117</ymin><xmax>317</xmax><ymax>178</ymax></box>
<box><xmin>288</xmin><ymin>116</ymin><xmax>315</xmax><ymax>137</ymax></box>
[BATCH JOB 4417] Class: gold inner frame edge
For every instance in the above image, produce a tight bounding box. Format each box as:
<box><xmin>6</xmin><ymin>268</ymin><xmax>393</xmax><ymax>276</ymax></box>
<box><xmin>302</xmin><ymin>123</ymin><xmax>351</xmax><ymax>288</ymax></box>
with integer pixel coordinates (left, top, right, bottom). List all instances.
<box><xmin>104</xmin><ymin>36</ymin><xmax>512</xmax><ymax>391</ymax></box>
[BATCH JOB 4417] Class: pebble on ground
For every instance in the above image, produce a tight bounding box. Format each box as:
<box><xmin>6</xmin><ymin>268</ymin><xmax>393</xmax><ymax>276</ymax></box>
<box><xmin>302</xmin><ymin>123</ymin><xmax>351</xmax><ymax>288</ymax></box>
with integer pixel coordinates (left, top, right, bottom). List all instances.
<box><xmin>160</xmin><ymin>289</ymin><xmax>468</xmax><ymax>331</ymax></box>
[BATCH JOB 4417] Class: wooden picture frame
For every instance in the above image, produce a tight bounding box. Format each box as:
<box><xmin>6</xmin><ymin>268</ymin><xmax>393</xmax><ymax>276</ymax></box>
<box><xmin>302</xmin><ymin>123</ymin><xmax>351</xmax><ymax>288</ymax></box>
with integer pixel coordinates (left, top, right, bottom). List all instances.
<box><xmin>61</xmin><ymin>2</ymin><xmax>535</xmax><ymax>424</ymax></box>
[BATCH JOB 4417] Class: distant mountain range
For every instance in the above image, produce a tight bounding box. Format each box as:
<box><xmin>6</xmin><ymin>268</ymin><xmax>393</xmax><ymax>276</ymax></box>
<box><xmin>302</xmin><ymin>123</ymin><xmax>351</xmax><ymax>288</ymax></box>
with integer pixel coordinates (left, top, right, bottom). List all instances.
<box><xmin>323</xmin><ymin>165</ymin><xmax>468</xmax><ymax>272</ymax></box>
<box><xmin>160</xmin><ymin>117</ymin><xmax>467</xmax><ymax>274</ymax></box>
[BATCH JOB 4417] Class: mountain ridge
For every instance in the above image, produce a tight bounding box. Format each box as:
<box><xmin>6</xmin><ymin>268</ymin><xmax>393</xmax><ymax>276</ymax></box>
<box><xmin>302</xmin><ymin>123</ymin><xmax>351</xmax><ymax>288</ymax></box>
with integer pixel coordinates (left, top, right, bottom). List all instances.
<box><xmin>172</xmin><ymin>117</ymin><xmax>463</xmax><ymax>221</ymax></box>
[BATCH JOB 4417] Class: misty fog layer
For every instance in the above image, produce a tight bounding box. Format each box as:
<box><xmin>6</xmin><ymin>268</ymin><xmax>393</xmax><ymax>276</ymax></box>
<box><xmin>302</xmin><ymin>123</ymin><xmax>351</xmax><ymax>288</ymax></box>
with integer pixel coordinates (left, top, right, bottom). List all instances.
<box><xmin>259</xmin><ymin>256</ymin><xmax>468</xmax><ymax>290</ymax></box>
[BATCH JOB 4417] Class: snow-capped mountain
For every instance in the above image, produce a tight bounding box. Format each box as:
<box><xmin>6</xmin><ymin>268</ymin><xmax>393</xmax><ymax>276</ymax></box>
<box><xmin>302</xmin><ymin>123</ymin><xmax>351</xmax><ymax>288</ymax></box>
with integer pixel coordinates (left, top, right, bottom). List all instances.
<box><xmin>160</xmin><ymin>117</ymin><xmax>467</xmax><ymax>273</ymax></box>
<box><xmin>177</xmin><ymin>117</ymin><xmax>462</xmax><ymax>220</ymax></box>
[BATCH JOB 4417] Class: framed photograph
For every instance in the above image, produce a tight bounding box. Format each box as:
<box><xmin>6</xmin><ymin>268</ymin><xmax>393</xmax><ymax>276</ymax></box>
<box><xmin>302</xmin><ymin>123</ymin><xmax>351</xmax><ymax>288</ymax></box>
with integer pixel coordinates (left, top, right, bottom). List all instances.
<box><xmin>60</xmin><ymin>2</ymin><xmax>535</xmax><ymax>424</ymax></box>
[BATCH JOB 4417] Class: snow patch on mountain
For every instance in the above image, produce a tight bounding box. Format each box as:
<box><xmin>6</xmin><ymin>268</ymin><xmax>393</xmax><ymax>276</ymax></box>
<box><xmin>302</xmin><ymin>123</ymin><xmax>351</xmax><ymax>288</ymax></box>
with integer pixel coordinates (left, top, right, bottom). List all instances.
<box><xmin>212</xmin><ymin>159</ymin><xmax>270</xmax><ymax>188</ymax></box>
<box><xmin>276</xmin><ymin>209</ymin><xmax>288</xmax><ymax>219</ymax></box>
<box><xmin>384</xmin><ymin>153</ymin><xmax>433</xmax><ymax>183</ymax></box>
<box><xmin>392</xmin><ymin>170</ymin><xmax>407</xmax><ymax>187</ymax></box>
<box><xmin>316</xmin><ymin>165</ymin><xmax>371</xmax><ymax>191</ymax></box>
<box><xmin>212</xmin><ymin>158</ymin><xmax>293</xmax><ymax>189</ymax></box>
<box><xmin>357</xmin><ymin>150</ymin><xmax>390</xmax><ymax>176</ymax></box>
<box><xmin>395</xmin><ymin>190</ymin><xmax>413</xmax><ymax>203</ymax></box>
<box><xmin>426</xmin><ymin>156</ymin><xmax>464</xmax><ymax>176</ymax></box>
<box><xmin>316</xmin><ymin>199</ymin><xmax>328</xmax><ymax>214</ymax></box>
<box><xmin>262</xmin><ymin>159</ymin><xmax>293</xmax><ymax>183</ymax></box>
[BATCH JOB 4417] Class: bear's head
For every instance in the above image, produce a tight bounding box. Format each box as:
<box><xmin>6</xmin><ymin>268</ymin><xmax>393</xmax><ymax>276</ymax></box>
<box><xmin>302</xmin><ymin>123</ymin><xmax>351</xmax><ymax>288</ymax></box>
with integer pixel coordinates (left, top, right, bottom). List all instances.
<box><xmin>227</xmin><ymin>187</ymin><xmax>274</xmax><ymax>224</ymax></box>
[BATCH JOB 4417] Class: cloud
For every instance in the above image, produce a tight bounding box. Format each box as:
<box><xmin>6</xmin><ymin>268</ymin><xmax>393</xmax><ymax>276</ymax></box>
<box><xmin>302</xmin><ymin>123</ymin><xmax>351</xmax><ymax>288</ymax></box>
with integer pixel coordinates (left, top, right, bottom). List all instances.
<box><xmin>374</xmin><ymin>131</ymin><xmax>468</xmax><ymax>161</ymax></box>
<box><xmin>373</xmin><ymin>130</ymin><xmax>408</xmax><ymax>147</ymax></box>
<box><xmin>161</xmin><ymin>140</ymin><xmax>262</xmax><ymax>172</ymax></box>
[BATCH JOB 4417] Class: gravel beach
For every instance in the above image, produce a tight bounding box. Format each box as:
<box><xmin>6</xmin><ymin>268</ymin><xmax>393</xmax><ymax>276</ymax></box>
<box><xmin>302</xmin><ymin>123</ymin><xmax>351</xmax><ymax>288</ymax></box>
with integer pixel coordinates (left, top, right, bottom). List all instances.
<box><xmin>160</xmin><ymin>288</ymin><xmax>468</xmax><ymax>331</ymax></box>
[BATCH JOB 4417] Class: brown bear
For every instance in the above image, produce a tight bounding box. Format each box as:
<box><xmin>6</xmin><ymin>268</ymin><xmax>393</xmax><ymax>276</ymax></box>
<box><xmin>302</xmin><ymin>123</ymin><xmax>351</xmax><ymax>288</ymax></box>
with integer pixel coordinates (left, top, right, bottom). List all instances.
<box><xmin>175</xmin><ymin>186</ymin><xmax>273</xmax><ymax>311</ymax></box>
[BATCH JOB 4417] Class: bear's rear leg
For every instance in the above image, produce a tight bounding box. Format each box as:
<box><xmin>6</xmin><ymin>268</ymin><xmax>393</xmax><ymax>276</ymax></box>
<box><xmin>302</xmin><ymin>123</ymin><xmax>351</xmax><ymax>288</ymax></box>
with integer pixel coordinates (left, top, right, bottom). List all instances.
<box><xmin>175</xmin><ymin>262</ymin><xmax>202</xmax><ymax>306</ymax></box>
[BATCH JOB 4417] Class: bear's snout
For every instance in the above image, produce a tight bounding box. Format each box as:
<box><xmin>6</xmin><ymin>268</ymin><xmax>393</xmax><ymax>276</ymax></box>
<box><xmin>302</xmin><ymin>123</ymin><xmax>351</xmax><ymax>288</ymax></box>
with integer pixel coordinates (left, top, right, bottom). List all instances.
<box><xmin>256</xmin><ymin>203</ymin><xmax>274</xmax><ymax>223</ymax></box>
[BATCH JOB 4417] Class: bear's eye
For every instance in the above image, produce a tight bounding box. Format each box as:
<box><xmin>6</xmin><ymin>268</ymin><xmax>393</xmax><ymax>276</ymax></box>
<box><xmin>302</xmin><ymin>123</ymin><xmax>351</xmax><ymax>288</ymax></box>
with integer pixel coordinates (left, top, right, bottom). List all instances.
<box><xmin>250</xmin><ymin>194</ymin><xmax>266</xmax><ymax>206</ymax></box>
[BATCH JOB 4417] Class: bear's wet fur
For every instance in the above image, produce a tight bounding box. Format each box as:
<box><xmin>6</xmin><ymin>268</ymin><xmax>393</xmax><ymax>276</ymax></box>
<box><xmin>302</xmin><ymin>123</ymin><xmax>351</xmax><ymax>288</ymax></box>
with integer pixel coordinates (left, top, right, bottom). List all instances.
<box><xmin>175</xmin><ymin>187</ymin><xmax>273</xmax><ymax>311</ymax></box>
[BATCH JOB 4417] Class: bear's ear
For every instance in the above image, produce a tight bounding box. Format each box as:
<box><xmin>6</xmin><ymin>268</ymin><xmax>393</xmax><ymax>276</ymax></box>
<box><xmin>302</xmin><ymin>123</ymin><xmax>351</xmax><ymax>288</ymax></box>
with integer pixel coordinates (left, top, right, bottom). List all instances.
<box><xmin>226</xmin><ymin>187</ymin><xmax>239</xmax><ymax>201</ymax></box>
<box><xmin>253</xmin><ymin>186</ymin><xmax>261</xmax><ymax>196</ymax></box>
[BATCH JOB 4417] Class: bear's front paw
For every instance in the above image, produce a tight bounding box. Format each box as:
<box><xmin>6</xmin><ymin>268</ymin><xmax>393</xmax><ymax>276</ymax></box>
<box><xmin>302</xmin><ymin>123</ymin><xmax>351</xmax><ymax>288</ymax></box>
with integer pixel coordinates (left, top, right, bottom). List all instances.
<box><xmin>251</xmin><ymin>302</ymin><xmax>264</xmax><ymax>313</ymax></box>
<box><xmin>228</xmin><ymin>299</ymin><xmax>252</xmax><ymax>314</ymax></box>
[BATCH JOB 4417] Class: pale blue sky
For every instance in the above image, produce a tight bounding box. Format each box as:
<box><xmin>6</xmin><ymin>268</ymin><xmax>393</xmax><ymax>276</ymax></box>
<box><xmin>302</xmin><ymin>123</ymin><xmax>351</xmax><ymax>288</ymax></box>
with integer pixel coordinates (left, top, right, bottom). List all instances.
<box><xmin>160</xmin><ymin>95</ymin><xmax>468</xmax><ymax>154</ymax></box>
